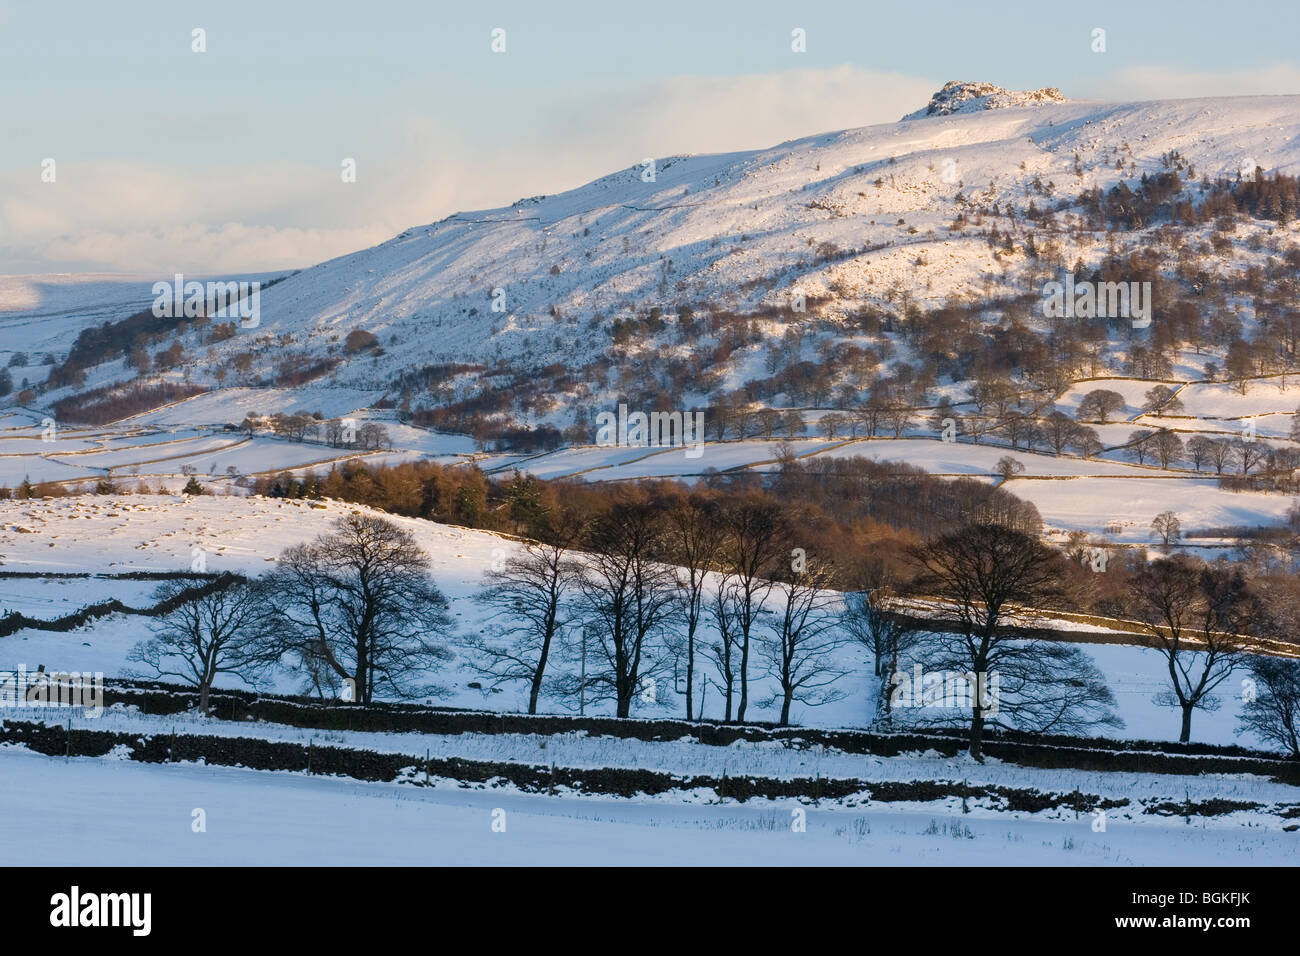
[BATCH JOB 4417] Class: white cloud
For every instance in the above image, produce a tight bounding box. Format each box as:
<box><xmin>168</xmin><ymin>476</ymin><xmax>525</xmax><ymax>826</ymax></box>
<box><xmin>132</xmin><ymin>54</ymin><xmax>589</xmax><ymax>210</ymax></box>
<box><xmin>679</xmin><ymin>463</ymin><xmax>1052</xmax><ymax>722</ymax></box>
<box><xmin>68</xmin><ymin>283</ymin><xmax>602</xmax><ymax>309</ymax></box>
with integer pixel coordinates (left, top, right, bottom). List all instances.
<box><xmin>1078</xmin><ymin>64</ymin><xmax>1300</xmax><ymax>101</ymax></box>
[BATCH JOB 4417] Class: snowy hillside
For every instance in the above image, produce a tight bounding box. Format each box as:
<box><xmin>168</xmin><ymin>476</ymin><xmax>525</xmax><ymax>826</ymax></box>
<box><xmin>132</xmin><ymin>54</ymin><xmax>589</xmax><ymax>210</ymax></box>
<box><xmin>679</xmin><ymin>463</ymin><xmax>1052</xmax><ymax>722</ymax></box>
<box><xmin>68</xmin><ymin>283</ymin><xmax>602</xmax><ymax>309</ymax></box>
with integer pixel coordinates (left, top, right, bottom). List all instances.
<box><xmin>0</xmin><ymin>272</ymin><xmax>289</xmax><ymax>361</ymax></box>
<box><xmin>0</xmin><ymin>494</ymin><xmax>1281</xmax><ymax>746</ymax></box>
<box><xmin>136</xmin><ymin>91</ymin><xmax>1300</xmax><ymax>386</ymax></box>
<box><xmin>10</xmin><ymin>88</ymin><xmax>1300</xmax><ymax>422</ymax></box>
<box><xmin>2</xmin><ymin>84</ymin><xmax>1298</xmax><ymax>556</ymax></box>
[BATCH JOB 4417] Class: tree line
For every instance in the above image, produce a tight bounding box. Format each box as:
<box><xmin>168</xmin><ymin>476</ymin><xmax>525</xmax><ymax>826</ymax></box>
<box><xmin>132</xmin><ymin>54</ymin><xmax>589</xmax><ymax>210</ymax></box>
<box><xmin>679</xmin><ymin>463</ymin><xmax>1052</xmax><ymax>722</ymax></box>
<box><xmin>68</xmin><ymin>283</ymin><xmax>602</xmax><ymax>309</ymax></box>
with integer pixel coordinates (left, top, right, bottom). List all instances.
<box><xmin>127</xmin><ymin>499</ymin><xmax>1300</xmax><ymax>763</ymax></box>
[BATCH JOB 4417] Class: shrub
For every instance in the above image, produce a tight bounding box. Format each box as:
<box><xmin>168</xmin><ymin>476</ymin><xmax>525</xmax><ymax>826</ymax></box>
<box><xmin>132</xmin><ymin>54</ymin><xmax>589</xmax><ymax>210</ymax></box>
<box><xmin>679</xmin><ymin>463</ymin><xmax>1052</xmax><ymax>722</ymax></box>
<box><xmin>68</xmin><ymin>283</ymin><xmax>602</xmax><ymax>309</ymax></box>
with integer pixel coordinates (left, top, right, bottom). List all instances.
<box><xmin>344</xmin><ymin>329</ymin><xmax>379</xmax><ymax>353</ymax></box>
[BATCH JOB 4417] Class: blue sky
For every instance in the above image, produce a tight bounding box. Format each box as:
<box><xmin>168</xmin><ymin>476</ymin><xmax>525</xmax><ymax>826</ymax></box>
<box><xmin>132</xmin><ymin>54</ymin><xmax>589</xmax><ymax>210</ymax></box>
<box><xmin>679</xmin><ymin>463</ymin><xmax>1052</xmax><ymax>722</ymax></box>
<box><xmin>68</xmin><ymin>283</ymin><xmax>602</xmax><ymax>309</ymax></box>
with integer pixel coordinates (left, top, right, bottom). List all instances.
<box><xmin>4</xmin><ymin>0</ymin><xmax>1299</xmax><ymax>274</ymax></box>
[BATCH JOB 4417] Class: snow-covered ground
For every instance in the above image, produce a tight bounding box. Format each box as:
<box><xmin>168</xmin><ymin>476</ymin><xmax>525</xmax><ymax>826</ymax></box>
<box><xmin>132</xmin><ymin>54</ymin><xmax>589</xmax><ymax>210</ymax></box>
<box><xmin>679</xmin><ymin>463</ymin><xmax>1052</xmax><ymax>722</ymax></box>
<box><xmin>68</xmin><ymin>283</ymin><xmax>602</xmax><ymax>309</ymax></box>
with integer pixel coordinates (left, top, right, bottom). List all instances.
<box><xmin>2</xmin><ymin>748</ymin><xmax>1293</xmax><ymax>865</ymax></box>
<box><xmin>0</xmin><ymin>410</ymin><xmax>479</xmax><ymax>490</ymax></box>
<box><xmin>10</xmin><ymin>702</ymin><xmax>1290</xmax><ymax>807</ymax></box>
<box><xmin>5</xmin><ymin>396</ymin><xmax>1297</xmax><ymax>545</ymax></box>
<box><xmin>0</xmin><ymin>494</ymin><xmax>1275</xmax><ymax>747</ymax></box>
<box><xmin>1</xmin><ymin>478</ymin><xmax>1293</xmax><ymax>867</ymax></box>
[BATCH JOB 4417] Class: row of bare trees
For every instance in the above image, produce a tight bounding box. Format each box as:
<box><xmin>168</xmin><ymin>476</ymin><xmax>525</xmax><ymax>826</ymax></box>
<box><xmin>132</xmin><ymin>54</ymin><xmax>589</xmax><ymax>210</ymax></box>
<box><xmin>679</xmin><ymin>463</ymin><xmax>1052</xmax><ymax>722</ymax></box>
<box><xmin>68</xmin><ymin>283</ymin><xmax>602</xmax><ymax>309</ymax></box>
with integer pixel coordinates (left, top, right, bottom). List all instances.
<box><xmin>238</xmin><ymin>412</ymin><xmax>391</xmax><ymax>450</ymax></box>
<box><xmin>899</xmin><ymin>522</ymin><xmax>1292</xmax><ymax>756</ymax></box>
<box><xmin>833</xmin><ymin>520</ymin><xmax>1299</xmax><ymax>759</ymax></box>
<box><xmin>129</xmin><ymin>513</ymin><xmax>454</xmax><ymax>709</ymax></box>
<box><xmin>462</xmin><ymin>499</ymin><xmax>1272</xmax><ymax>757</ymax></box>
<box><xmin>464</xmin><ymin>494</ymin><xmax>848</xmax><ymax>723</ymax></box>
<box><xmin>128</xmin><ymin>508</ymin><xmax>1300</xmax><ymax>761</ymax></box>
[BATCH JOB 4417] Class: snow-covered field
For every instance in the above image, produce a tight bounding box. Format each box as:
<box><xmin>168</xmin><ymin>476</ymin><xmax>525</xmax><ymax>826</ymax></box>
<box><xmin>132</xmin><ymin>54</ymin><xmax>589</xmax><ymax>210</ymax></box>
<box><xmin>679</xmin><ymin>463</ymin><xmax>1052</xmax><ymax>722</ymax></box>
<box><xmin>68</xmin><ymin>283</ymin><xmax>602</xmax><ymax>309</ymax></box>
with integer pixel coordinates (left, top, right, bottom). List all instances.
<box><xmin>9</xmin><ymin>701</ymin><xmax>1291</xmax><ymax>808</ymax></box>
<box><xmin>0</xmin><ymin>494</ymin><xmax>1274</xmax><ymax>745</ymax></box>
<box><xmin>10</xmin><ymin>747</ymin><xmax>1292</xmax><ymax>866</ymax></box>
<box><xmin>0</xmin><ymin>410</ymin><xmax>479</xmax><ymax>490</ymax></box>
<box><xmin>11</xmin><ymin>376</ymin><xmax>1293</xmax><ymax>547</ymax></box>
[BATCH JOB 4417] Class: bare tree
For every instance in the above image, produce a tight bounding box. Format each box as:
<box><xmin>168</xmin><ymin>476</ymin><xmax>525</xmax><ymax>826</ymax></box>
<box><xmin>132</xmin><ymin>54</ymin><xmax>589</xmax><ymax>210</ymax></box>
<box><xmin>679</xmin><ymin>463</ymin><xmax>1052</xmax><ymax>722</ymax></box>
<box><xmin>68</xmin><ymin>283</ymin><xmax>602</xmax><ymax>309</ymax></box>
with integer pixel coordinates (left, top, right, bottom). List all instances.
<box><xmin>781</xmin><ymin>410</ymin><xmax>804</xmax><ymax>439</ymax></box>
<box><xmin>270</xmin><ymin>412</ymin><xmax>316</xmax><ymax>442</ymax></box>
<box><xmin>262</xmin><ymin>513</ymin><xmax>454</xmax><ymax>703</ymax></box>
<box><xmin>1150</xmin><ymin>428</ymin><xmax>1184</xmax><ymax>468</ymax></box>
<box><xmin>1128</xmin><ymin>557</ymin><xmax>1253</xmax><ymax>742</ymax></box>
<box><xmin>1186</xmin><ymin>435</ymin><xmax>1216</xmax><ymax>471</ymax></box>
<box><xmin>883</xmin><ymin>402</ymin><xmax>912</xmax><ymax>438</ymax></box>
<box><xmin>818</xmin><ymin>413</ymin><xmax>848</xmax><ymax>440</ymax></box>
<box><xmin>1142</xmin><ymin>385</ymin><xmax>1185</xmax><ymax>417</ymax></box>
<box><xmin>756</xmin><ymin>408</ymin><xmax>783</xmax><ymax>440</ymax></box>
<box><xmin>706</xmin><ymin>571</ymin><xmax>740</xmax><ymax>721</ymax></box>
<box><xmin>759</xmin><ymin>560</ymin><xmax>849</xmax><ymax>725</ymax></box>
<box><xmin>993</xmin><ymin>456</ymin><xmax>1025</xmax><ymax>482</ymax></box>
<box><xmin>1127</xmin><ymin>429</ymin><xmax>1154</xmax><ymax>464</ymax></box>
<box><xmin>1238</xmin><ymin>657</ymin><xmax>1300</xmax><ymax>756</ymax></box>
<box><xmin>128</xmin><ymin>577</ymin><xmax>271</xmax><ymax>714</ymax></box>
<box><xmin>1151</xmin><ymin>510</ymin><xmax>1181</xmax><ymax>551</ymax></box>
<box><xmin>663</xmin><ymin>492</ymin><xmax>724</xmax><ymax>720</ymax></box>
<box><xmin>1205</xmin><ymin>437</ymin><xmax>1234</xmax><ymax>474</ymax></box>
<box><xmin>1076</xmin><ymin>425</ymin><xmax>1104</xmax><ymax>458</ymax></box>
<box><xmin>840</xmin><ymin>582</ymin><xmax>922</xmax><ymax>728</ymax></box>
<box><xmin>1233</xmin><ymin>437</ymin><xmax>1269</xmax><ymax>475</ymax></box>
<box><xmin>464</xmin><ymin>532</ymin><xmax>582</xmax><ymax>714</ymax></box>
<box><xmin>1042</xmin><ymin>410</ymin><xmax>1079</xmax><ymax>456</ymax></box>
<box><xmin>908</xmin><ymin>523</ymin><xmax>1118</xmax><ymax>759</ymax></box>
<box><xmin>357</xmin><ymin>422</ymin><xmax>391</xmax><ymax>451</ymax></box>
<box><xmin>997</xmin><ymin>411</ymin><xmax>1034</xmax><ymax>449</ymax></box>
<box><xmin>1075</xmin><ymin>389</ymin><xmax>1125</xmax><ymax>423</ymax></box>
<box><xmin>572</xmin><ymin>500</ymin><xmax>677</xmax><ymax>717</ymax></box>
<box><xmin>855</xmin><ymin>398</ymin><xmax>884</xmax><ymax>438</ymax></box>
<box><xmin>969</xmin><ymin>377</ymin><xmax>1018</xmax><ymax>418</ymax></box>
<box><xmin>721</xmin><ymin>498</ymin><xmax>788</xmax><ymax>722</ymax></box>
<box><xmin>325</xmin><ymin>419</ymin><xmax>354</xmax><ymax>447</ymax></box>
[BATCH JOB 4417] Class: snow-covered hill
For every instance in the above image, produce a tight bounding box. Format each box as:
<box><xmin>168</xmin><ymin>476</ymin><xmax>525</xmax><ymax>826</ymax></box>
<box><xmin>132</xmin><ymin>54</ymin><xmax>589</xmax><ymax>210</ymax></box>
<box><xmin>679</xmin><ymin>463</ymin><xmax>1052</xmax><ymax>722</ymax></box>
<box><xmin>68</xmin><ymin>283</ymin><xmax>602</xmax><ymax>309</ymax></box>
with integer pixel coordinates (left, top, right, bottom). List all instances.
<box><xmin>12</xmin><ymin>88</ymin><xmax>1299</xmax><ymax>405</ymax></box>
<box><xmin>0</xmin><ymin>271</ymin><xmax>289</xmax><ymax>361</ymax></box>
<box><xmin>177</xmin><ymin>90</ymin><xmax>1300</xmax><ymax>386</ymax></box>
<box><xmin>4</xmin><ymin>88</ymin><xmax>1300</xmax><ymax>560</ymax></box>
<box><xmin>8</xmin><ymin>86</ymin><xmax>1300</xmax><ymax>868</ymax></box>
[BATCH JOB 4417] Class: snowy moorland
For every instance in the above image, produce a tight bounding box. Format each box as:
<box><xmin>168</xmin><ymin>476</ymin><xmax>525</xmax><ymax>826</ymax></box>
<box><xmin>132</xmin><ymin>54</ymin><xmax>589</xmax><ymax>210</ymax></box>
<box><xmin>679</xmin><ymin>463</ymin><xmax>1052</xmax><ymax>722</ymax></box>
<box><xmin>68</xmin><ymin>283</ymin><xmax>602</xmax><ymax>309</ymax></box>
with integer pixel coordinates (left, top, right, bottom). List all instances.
<box><xmin>5</xmin><ymin>84</ymin><xmax>1300</xmax><ymax>865</ymax></box>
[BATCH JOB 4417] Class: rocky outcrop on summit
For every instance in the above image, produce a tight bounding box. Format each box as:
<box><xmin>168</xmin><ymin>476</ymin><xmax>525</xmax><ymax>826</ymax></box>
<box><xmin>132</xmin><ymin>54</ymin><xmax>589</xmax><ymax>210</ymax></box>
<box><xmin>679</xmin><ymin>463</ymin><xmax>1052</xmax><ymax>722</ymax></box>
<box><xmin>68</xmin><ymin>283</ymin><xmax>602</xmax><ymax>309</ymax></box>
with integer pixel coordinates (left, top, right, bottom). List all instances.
<box><xmin>902</xmin><ymin>81</ymin><xmax>1066</xmax><ymax>120</ymax></box>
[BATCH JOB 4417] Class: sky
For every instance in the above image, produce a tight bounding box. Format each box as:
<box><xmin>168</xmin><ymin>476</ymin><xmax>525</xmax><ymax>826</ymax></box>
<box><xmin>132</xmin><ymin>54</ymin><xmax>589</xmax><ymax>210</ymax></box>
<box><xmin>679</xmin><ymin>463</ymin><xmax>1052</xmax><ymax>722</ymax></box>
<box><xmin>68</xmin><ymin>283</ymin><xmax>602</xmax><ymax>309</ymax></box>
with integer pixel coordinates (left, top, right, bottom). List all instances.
<box><xmin>3</xmin><ymin>0</ymin><xmax>1300</xmax><ymax>275</ymax></box>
